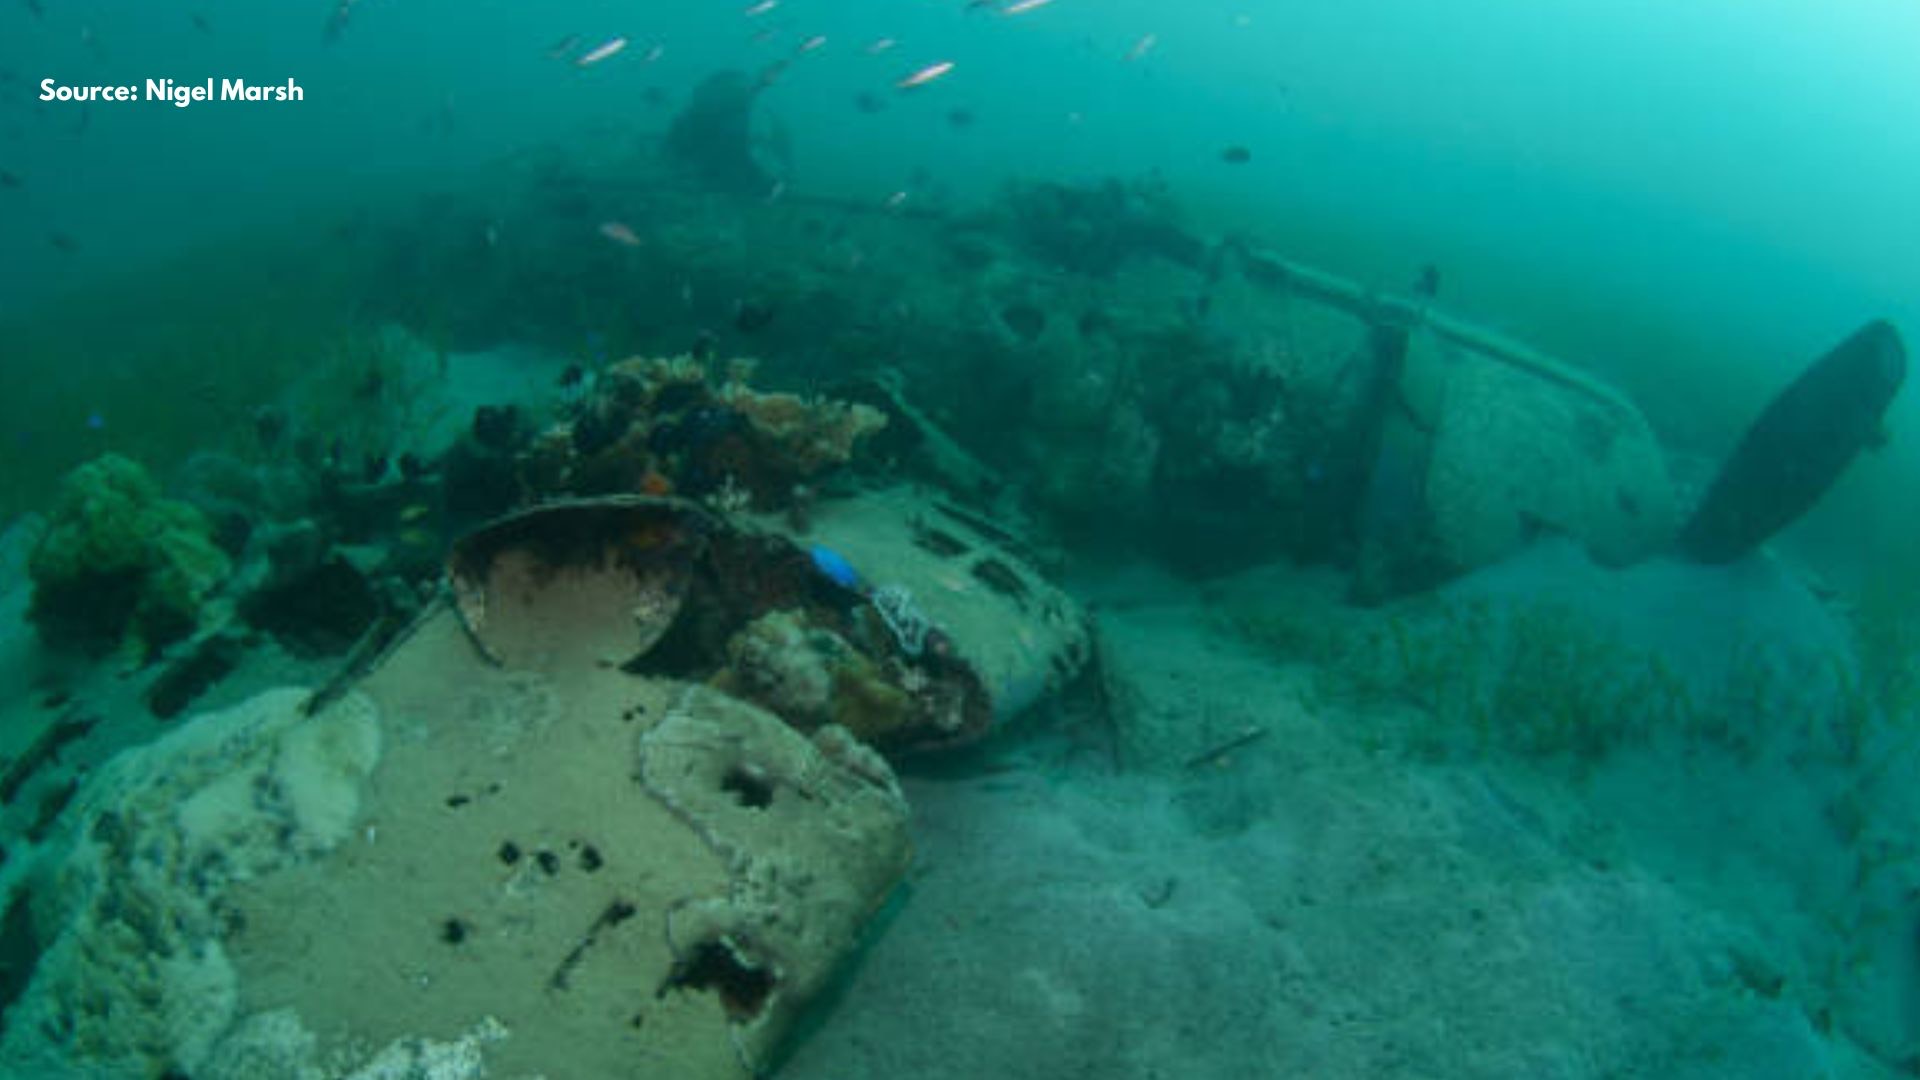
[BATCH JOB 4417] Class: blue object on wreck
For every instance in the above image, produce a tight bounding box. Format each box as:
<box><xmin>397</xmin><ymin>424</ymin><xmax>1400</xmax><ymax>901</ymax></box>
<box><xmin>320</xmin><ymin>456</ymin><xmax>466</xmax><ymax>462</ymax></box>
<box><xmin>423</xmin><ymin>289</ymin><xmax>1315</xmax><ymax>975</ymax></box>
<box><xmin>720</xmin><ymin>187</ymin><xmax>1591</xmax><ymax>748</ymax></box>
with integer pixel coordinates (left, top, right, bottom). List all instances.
<box><xmin>808</xmin><ymin>544</ymin><xmax>862</xmax><ymax>590</ymax></box>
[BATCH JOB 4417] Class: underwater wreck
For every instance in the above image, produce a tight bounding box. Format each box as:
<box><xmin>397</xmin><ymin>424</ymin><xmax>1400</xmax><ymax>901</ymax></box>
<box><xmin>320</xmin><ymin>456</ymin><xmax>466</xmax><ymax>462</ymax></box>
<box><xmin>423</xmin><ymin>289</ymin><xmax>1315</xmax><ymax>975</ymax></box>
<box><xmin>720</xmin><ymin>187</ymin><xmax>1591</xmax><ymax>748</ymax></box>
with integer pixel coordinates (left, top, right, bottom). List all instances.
<box><xmin>0</xmin><ymin>345</ymin><xmax>1097</xmax><ymax>1078</ymax></box>
<box><xmin>0</xmin><ymin>121</ymin><xmax>1909</xmax><ymax>1075</ymax></box>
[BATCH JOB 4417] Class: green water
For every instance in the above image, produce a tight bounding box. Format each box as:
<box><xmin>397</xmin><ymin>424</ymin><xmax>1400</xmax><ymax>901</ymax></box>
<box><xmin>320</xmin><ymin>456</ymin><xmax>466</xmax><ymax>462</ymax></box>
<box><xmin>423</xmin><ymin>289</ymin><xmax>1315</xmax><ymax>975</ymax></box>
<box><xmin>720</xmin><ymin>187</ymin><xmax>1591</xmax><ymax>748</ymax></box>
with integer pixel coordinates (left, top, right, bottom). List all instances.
<box><xmin>8</xmin><ymin>0</ymin><xmax>1920</xmax><ymax>545</ymax></box>
<box><xmin>8</xmin><ymin>2</ymin><xmax>1920</xmax><ymax>1077</ymax></box>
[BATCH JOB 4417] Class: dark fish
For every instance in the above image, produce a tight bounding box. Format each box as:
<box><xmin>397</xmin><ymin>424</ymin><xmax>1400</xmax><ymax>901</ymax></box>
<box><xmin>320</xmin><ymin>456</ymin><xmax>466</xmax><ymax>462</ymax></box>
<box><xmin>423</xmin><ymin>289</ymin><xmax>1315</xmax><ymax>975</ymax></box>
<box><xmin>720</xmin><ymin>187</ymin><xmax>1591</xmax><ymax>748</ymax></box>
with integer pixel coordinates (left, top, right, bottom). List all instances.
<box><xmin>471</xmin><ymin>405</ymin><xmax>523</xmax><ymax>452</ymax></box>
<box><xmin>1220</xmin><ymin>145</ymin><xmax>1252</xmax><ymax>164</ymax></box>
<box><xmin>558</xmin><ymin>364</ymin><xmax>586</xmax><ymax>389</ymax></box>
<box><xmin>353</xmin><ymin>368</ymin><xmax>385</xmax><ymax>401</ymax></box>
<box><xmin>190</xmin><ymin>12</ymin><xmax>212</xmax><ymax>33</ymax></box>
<box><xmin>252</xmin><ymin>406</ymin><xmax>286</xmax><ymax>450</ymax></box>
<box><xmin>22</xmin><ymin>0</ymin><xmax>43</xmax><ymax>19</ymax></box>
<box><xmin>1678</xmin><ymin>319</ymin><xmax>1907</xmax><ymax>564</ymax></box>
<box><xmin>946</xmin><ymin>107</ymin><xmax>975</xmax><ymax>129</ymax></box>
<box><xmin>642</xmin><ymin>86</ymin><xmax>671</xmax><ymax>108</ymax></box>
<box><xmin>47</xmin><ymin>232</ymin><xmax>77</xmax><ymax>253</ymax></box>
<box><xmin>0</xmin><ymin>170</ymin><xmax>19</xmax><ymax>189</ymax></box>
<box><xmin>323</xmin><ymin>0</ymin><xmax>353</xmax><ymax>44</ymax></box>
<box><xmin>732</xmin><ymin>298</ymin><xmax>777</xmax><ymax>334</ymax></box>
<box><xmin>854</xmin><ymin>90</ymin><xmax>886</xmax><ymax>114</ymax></box>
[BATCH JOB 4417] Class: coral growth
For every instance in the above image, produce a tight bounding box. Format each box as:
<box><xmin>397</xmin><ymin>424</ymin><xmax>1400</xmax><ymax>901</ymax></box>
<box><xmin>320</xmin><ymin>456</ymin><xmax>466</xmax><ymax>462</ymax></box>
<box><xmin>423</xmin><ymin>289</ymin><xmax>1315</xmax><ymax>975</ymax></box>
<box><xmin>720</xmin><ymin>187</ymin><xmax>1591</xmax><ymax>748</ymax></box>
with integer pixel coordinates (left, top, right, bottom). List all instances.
<box><xmin>716</xmin><ymin>609</ymin><xmax>918</xmax><ymax>746</ymax></box>
<box><xmin>540</xmin><ymin>354</ymin><xmax>885</xmax><ymax>512</ymax></box>
<box><xmin>719</xmin><ymin>610</ymin><xmax>839</xmax><ymax>724</ymax></box>
<box><xmin>28</xmin><ymin>453</ymin><xmax>232</xmax><ymax>654</ymax></box>
<box><xmin>719</xmin><ymin>384</ymin><xmax>887</xmax><ymax>476</ymax></box>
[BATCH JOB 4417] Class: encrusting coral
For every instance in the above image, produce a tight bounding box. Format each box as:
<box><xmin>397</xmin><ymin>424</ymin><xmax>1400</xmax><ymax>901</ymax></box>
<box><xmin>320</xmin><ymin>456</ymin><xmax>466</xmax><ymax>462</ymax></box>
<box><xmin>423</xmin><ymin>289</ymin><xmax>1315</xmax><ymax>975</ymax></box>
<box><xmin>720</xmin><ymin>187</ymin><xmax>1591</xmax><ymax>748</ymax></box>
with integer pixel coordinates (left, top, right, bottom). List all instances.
<box><xmin>715</xmin><ymin>609</ymin><xmax>918</xmax><ymax>746</ymax></box>
<box><xmin>717</xmin><ymin>610</ymin><xmax>840</xmax><ymax>725</ymax></box>
<box><xmin>538</xmin><ymin>354</ymin><xmax>886</xmax><ymax>512</ymax></box>
<box><xmin>717</xmin><ymin>383</ymin><xmax>887</xmax><ymax>476</ymax></box>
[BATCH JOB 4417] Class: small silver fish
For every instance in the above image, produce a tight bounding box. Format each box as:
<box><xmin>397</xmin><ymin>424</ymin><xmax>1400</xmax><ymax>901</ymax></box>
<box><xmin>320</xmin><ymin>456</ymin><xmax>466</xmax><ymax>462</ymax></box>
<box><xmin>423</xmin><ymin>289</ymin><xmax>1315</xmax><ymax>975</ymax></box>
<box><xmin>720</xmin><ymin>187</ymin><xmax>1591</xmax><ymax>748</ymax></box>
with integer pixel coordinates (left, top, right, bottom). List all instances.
<box><xmin>575</xmin><ymin>36</ymin><xmax>628</xmax><ymax>67</ymax></box>
<box><xmin>599</xmin><ymin>221</ymin><xmax>642</xmax><ymax>247</ymax></box>
<box><xmin>896</xmin><ymin>60</ymin><xmax>954</xmax><ymax>89</ymax></box>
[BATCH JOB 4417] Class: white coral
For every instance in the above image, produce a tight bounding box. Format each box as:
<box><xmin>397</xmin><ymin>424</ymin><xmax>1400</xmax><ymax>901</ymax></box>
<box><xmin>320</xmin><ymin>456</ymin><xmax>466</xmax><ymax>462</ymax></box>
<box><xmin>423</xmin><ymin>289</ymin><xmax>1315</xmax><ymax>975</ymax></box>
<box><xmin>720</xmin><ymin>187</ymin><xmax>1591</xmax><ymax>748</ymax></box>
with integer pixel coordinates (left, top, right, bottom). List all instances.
<box><xmin>871</xmin><ymin>583</ymin><xmax>931</xmax><ymax>656</ymax></box>
<box><xmin>344</xmin><ymin>1017</ymin><xmax>515</xmax><ymax>1080</ymax></box>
